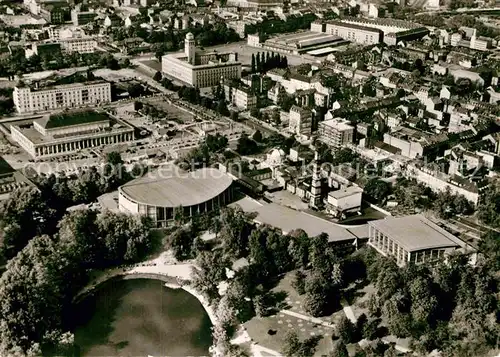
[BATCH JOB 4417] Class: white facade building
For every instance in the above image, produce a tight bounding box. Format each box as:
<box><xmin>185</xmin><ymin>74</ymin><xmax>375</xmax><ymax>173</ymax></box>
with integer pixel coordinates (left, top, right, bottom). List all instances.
<box><xmin>288</xmin><ymin>105</ymin><xmax>312</xmax><ymax>136</ymax></box>
<box><xmin>60</xmin><ymin>38</ymin><xmax>97</xmax><ymax>53</ymax></box>
<box><xmin>162</xmin><ymin>33</ymin><xmax>242</xmax><ymax>88</ymax></box>
<box><xmin>318</xmin><ymin>118</ymin><xmax>355</xmax><ymax>148</ymax></box>
<box><xmin>325</xmin><ymin>21</ymin><xmax>382</xmax><ymax>45</ymax></box>
<box><xmin>327</xmin><ymin>186</ymin><xmax>363</xmax><ymax>216</ymax></box>
<box><xmin>13</xmin><ymin>81</ymin><xmax>111</xmax><ymax>114</ymax></box>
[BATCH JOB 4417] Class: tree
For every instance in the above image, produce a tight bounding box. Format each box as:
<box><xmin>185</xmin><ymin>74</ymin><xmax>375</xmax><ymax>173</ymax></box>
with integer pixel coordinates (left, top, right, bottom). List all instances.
<box><xmin>250</xmin><ymin>107</ymin><xmax>260</xmax><ymax>118</ymax></box>
<box><xmin>292</xmin><ymin>270</ymin><xmax>306</xmax><ymax>295</ymax></box>
<box><xmin>153</xmin><ymin>71</ymin><xmax>162</xmax><ymax>82</ymax></box>
<box><xmin>219</xmin><ymin>207</ymin><xmax>251</xmax><ymax>259</ymax></box>
<box><xmin>103</xmin><ymin>151</ymin><xmax>127</xmax><ymax>190</ymax></box>
<box><xmin>282</xmin><ymin>331</ymin><xmax>320</xmax><ymax>357</ymax></box>
<box><xmin>381</xmin><ymin>292</ymin><xmax>412</xmax><ymax>338</ymax></box>
<box><xmin>230</xmin><ymin>111</ymin><xmax>239</xmax><ymax>121</ymax></box>
<box><xmin>363</xmin><ymin>179</ymin><xmax>391</xmax><ymax>205</ymax></box>
<box><xmin>217</xmin><ymin>100</ymin><xmax>230</xmax><ymax>116</ymax></box>
<box><xmin>303</xmin><ymin>273</ymin><xmax>330</xmax><ymax>317</ymax></box>
<box><xmin>478</xmin><ymin>185</ymin><xmax>500</xmax><ymax>228</ymax></box>
<box><xmin>251</xmin><ymin>53</ymin><xmax>256</xmax><ymax>73</ymax></box>
<box><xmin>283</xmin><ymin>331</ymin><xmax>301</xmax><ymax>357</ymax></box>
<box><xmin>0</xmin><ymin>187</ymin><xmax>59</xmax><ymax>262</ymax></box>
<box><xmin>256</xmin><ymin>52</ymin><xmax>262</xmax><ymax>72</ymax></box>
<box><xmin>330</xmin><ymin>339</ymin><xmax>349</xmax><ymax>357</ymax></box>
<box><xmin>236</xmin><ymin>133</ymin><xmax>259</xmax><ymax>155</ymax></box>
<box><xmin>252</xmin><ymin>130</ymin><xmax>263</xmax><ymax>142</ymax></box>
<box><xmin>127</xmin><ymin>83</ymin><xmax>144</xmax><ymax>98</ymax></box>
<box><xmin>337</xmin><ymin>315</ymin><xmax>356</xmax><ymax>343</ymax></box>
<box><xmin>479</xmin><ymin>231</ymin><xmax>500</xmax><ymax>269</ymax></box>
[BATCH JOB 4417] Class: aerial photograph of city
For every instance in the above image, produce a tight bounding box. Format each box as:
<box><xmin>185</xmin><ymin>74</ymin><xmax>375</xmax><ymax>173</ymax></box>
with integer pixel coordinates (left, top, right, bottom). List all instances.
<box><xmin>0</xmin><ymin>0</ymin><xmax>499</xmax><ymax>356</ymax></box>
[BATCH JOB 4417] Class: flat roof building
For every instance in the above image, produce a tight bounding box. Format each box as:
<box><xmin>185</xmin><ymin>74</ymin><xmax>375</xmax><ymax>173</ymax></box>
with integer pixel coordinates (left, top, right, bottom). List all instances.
<box><xmin>325</xmin><ymin>21</ymin><xmax>383</xmax><ymax>45</ymax></box>
<box><xmin>368</xmin><ymin>215</ymin><xmax>465</xmax><ymax>266</ymax></box>
<box><xmin>162</xmin><ymin>33</ymin><xmax>241</xmax><ymax>88</ymax></box>
<box><xmin>0</xmin><ymin>156</ymin><xmax>36</xmax><ymax>200</ymax></box>
<box><xmin>119</xmin><ymin>166</ymin><xmax>233</xmax><ymax>227</ymax></box>
<box><xmin>13</xmin><ymin>80</ymin><xmax>111</xmax><ymax>114</ymax></box>
<box><xmin>10</xmin><ymin>110</ymin><xmax>134</xmax><ymax>159</ymax></box>
<box><xmin>318</xmin><ymin>118</ymin><xmax>354</xmax><ymax>148</ymax></box>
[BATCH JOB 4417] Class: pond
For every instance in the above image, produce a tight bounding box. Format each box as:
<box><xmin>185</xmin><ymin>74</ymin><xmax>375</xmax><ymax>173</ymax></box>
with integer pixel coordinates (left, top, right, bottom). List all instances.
<box><xmin>72</xmin><ymin>278</ymin><xmax>212</xmax><ymax>356</ymax></box>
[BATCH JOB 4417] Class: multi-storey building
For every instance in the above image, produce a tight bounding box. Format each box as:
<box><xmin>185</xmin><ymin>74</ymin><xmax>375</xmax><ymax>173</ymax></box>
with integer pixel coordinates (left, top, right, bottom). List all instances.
<box><xmin>162</xmin><ymin>33</ymin><xmax>241</xmax><ymax>88</ymax></box>
<box><xmin>325</xmin><ymin>21</ymin><xmax>382</xmax><ymax>45</ymax></box>
<box><xmin>60</xmin><ymin>38</ymin><xmax>97</xmax><ymax>53</ymax></box>
<box><xmin>318</xmin><ymin>118</ymin><xmax>354</xmax><ymax>148</ymax></box>
<box><xmin>10</xmin><ymin>110</ymin><xmax>134</xmax><ymax>159</ymax></box>
<box><xmin>40</xmin><ymin>2</ymin><xmax>68</xmax><ymax>24</ymax></box>
<box><xmin>71</xmin><ymin>8</ymin><xmax>97</xmax><ymax>26</ymax></box>
<box><xmin>224</xmin><ymin>82</ymin><xmax>257</xmax><ymax>110</ymax></box>
<box><xmin>13</xmin><ymin>81</ymin><xmax>112</xmax><ymax>114</ymax></box>
<box><xmin>288</xmin><ymin>105</ymin><xmax>312</xmax><ymax>137</ymax></box>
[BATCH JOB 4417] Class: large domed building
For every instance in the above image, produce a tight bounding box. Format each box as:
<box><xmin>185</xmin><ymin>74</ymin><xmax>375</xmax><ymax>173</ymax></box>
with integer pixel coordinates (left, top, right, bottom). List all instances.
<box><xmin>118</xmin><ymin>166</ymin><xmax>233</xmax><ymax>227</ymax></box>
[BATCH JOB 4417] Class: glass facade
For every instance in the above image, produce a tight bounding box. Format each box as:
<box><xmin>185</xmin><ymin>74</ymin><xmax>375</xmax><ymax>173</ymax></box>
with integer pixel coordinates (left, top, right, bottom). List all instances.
<box><xmin>368</xmin><ymin>225</ymin><xmax>447</xmax><ymax>266</ymax></box>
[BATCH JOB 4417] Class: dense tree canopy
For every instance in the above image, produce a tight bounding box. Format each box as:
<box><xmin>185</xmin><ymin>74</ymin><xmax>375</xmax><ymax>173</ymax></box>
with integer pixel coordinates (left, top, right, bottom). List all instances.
<box><xmin>0</xmin><ymin>210</ymin><xmax>153</xmax><ymax>355</ymax></box>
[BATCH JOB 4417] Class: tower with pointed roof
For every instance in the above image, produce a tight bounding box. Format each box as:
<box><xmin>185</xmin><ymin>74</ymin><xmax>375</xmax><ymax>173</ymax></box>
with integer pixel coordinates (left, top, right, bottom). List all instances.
<box><xmin>310</xmin><ymin>150</ymin><xmax>323</xmax><ymax>209</ymax></box>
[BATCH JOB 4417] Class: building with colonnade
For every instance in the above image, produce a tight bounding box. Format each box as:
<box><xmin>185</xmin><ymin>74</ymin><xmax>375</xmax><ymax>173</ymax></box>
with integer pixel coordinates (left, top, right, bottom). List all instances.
<box><xmin>10</xmin><ymin>110</ymin><xmax>134</xmax><ymax>159</ymax></box>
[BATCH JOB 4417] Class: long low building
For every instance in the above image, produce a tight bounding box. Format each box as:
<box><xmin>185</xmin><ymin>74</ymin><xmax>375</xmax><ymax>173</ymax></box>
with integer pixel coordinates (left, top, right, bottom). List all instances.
<box><xmin>256</xmin><ymin>31</ymin><xmax>347</xmax><ymax>55</ymax></box>
<box><xmin>13</xmin><ymin>80</ymin><xmax>111</xmax><ymax>114</ymax></box>
<box><xmin>119</xmin><ymin>166</ymin><xmax>234</xmax><ymax>227</ymax></box>
<box><xmin>325</xmin><ymin>21</ymin><xmax>383</xmax><ymax>45</ymax></box>
<box><xmin>368</xmin><ymin>214</ymin><xmax>467</xmax><ymax>266</ymax></box>
<box><xmin>10</xmin><ymin>110</ymin><xmax>134</xmax><ymax>159</ymax></box>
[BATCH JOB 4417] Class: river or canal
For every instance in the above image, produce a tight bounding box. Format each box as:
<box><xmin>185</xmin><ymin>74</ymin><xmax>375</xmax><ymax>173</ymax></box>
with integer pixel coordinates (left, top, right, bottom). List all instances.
<box><xmin>72</xmin><ymin>278</ymin><xmax>212</xmax><ymax>356</ymax></box>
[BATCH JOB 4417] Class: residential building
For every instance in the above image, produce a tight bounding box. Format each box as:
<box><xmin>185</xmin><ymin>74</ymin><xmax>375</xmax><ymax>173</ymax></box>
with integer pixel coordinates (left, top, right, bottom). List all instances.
<box><xmin>162</xmin><ymin>33</ymin><xmax>241</xmax><ymax>88</ymax></box>
<box><xmin>71</xmin><ymin>8</ymin><xmax>97</xmax><ymax>26</ymax></box>
<box><xmin>40</xmin><ymin>2</ymin><xmax>68</xmax><ymax>24</ymax></box>
<box><xmin>13</xmin><ymin>81</ymin><xmax>112</xmax><ymax>114</ymax></box>
<box><xmin>288</xmin><ymin>105</ymin><xmax>312</xmax><ymax>137</ymax></box>
<box><xmin>59</xmin><ymin>38</ymin><xmax>97</xmax><ymax>54</ymax></box>
<box><xmin>383</xmin><ymin>127</ymin><xmax>448</xmax><ymax>159</ymax></box>
<box><xmin>10</xmin><ymin>110</ymin><xmax>134</xmax><ymax>159</ymax></box>
<box><xmin>318</xmin><ymin>118</ymin><xmax>355</xmax><ymax>148</ymax></box>
<box><xmin>104</xmin><ymin>14</ymin><xmax>122</xmax><ymax>27</ymax></box>
<box><xmin>383</xmin><ymin>27</ymin><xmax>430</xmax><ymax>46</ymax></box>
<box><xmin>368</xmin><ymin>215</ymin><xmax>466</xmax><ymax>266</ymax></box>
<box><xmin>224</xmin><ymin>82</ymin><xmax>257</xmax><ymax>110</ymax></box>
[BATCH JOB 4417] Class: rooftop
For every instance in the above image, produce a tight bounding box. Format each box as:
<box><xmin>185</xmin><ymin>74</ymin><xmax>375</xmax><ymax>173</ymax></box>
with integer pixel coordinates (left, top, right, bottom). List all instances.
<box><xmin>368</xmin><ymin>214</ymin><xmax>463</xmax><ymax>252</ymax></box>
<box><xmin>320</xmin><ymin>118</ymin><xmax>354</xmax><ymax>131</ymax></box>
<box><xmin>328</xmin><ymin>185</ymin><xmax>363</xmax><ymax>199</ymax></box>
<box><xmin>0</xmin><ymin>156</ymin><xmax>15</xmax><ymax>176</ymax></box>
<box><xmin>231</xmin><ymin>197</ymin><xmax>358</xmax><ymax>243</ymax></box>
<box><xmin>38</xmin><ymin>110</ymin><xmax>110</xmax><ymax>129</ymax></box>
<box><xmin>20</xmin><ymin>80</ymin><xmax>108</xmax><ymax>92</ymax></box>
<box><xmin>327</xmin><ymin>20</ymin><xmax>383</xmax><ymax>34</ymax></box>
<box><xmin>120</xmin><ymin>166</ymin><xmax>233</xmax><ymax>207</ymax></box>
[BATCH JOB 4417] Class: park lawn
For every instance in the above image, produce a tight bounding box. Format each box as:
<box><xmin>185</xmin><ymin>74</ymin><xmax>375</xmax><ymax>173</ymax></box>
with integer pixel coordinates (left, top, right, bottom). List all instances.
<box><xmin>244</xmin><ymin>312</ymin><xmax>334</xmax><ymax>356</ymax></box>
<box><xmin>244</xmin><ymin>271</ymin><xmax>349</xmax><ymax>356</ymax></box>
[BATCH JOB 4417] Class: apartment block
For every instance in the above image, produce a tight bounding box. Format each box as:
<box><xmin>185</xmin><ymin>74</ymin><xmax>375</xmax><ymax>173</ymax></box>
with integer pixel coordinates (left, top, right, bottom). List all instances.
<box><xmin>318</xmin><ymin>118</ymin><xmax>354</xmax><ymax>148</ymax></box>
<box><xmin>288</xmin><ymin>105</ymin><xmax>312</xmax><ymax>136</ymax></box>
<box><xmin>13</xmin><ymin>81</ymin><xmax>112</xmax><ymax>114</ymax></box>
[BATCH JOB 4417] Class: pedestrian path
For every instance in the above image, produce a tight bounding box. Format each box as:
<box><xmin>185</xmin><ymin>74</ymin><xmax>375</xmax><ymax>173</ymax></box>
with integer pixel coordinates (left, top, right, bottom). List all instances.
<box><xmin>281</xmin><ymin>310</ymin><xmax>335</xmax><ymax>328</ymax></box>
